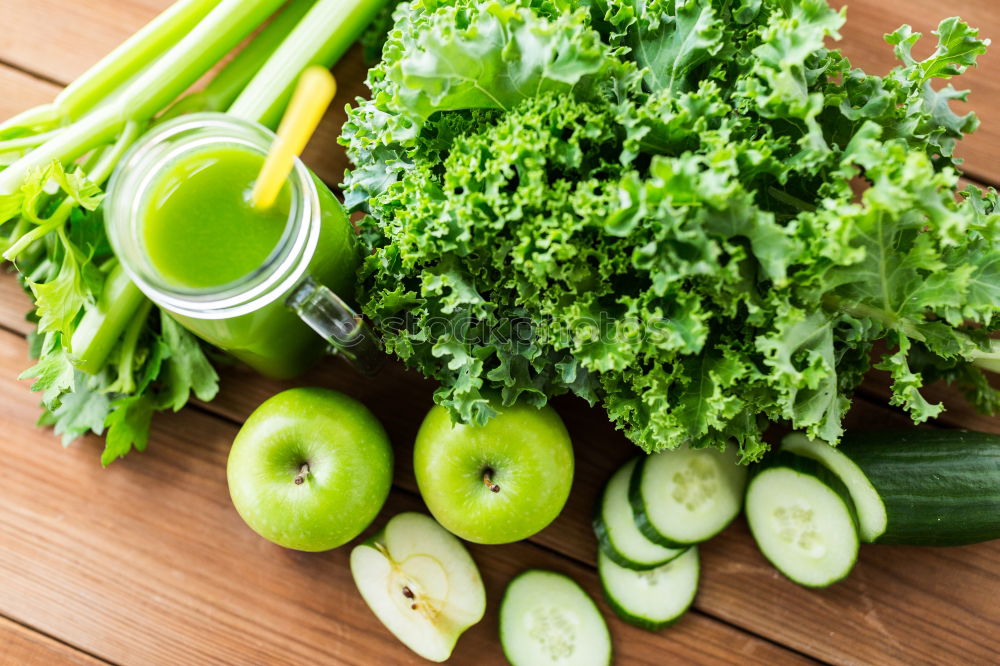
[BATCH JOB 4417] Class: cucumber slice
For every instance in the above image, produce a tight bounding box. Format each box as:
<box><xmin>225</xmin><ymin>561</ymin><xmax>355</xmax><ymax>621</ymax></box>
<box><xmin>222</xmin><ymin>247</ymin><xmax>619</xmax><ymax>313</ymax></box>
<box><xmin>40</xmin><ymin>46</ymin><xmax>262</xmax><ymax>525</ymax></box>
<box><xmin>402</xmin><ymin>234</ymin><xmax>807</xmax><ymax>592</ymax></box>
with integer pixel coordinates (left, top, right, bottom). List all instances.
<box><xmin>782</xmin><ymin>433</ymin><xmax>888</xmax><ymax>543</ymax></box>
<box><xmin>499</xmin><ymin>570</ymin><xmax>611</xmax><ymax>666</ymax></box>
<box><xmin>594</xmin><ymin>459</ymin><xmax>687</xmax><ymax>570</ymax></box>
<box><xmin>598</xmin><ymin>546</ymin><xmax>699</xmax><ymax>631</ymax></box>
<box><xmin>630</xmin><ymin>444</ymin><xmax>748</xmax><ymax>547</ymax></box>
<box><xmin>745</xmin><ymin>452</ymin><xmax>859</xmax><ymax>588</ymax></box>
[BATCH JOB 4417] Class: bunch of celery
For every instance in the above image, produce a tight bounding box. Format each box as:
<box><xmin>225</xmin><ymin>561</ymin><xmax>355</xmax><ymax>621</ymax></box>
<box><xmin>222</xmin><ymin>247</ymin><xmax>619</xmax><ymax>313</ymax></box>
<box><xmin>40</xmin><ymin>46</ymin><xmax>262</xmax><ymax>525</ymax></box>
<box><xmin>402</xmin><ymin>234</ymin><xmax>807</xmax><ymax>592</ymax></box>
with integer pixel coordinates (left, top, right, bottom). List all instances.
<box><xmin>0</xmin><ymin>0</ymin><xmax>387</xmax><ymax>464</ymax></box>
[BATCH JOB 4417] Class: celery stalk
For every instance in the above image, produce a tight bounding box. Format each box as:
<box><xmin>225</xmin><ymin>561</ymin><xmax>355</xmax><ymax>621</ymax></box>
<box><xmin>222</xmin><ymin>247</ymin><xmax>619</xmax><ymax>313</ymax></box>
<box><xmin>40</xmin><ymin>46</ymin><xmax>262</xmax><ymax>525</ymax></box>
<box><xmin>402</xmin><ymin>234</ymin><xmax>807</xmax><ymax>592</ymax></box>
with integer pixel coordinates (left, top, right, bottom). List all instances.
<box><xmin>0</xmin><ymin>0</ymin><xmax>221</xmax><ymax>134</ymax></box>
<box><xmin>229</xmin><ymin>0</ymin><xmax>389</xmax><ymax>128</ymax></box>
<box><xmin>0</xmin><ymin>106</ymin><xmax>59</xmax><ymax>135</ymax></box>
<box><xmin>108</xmin><ymin>300</ymin><xmax>155</xmax><ymax>396</ymax></box>
<box><xmin>71</xmin><ymin>263</ymin><xmax>148</xmax><ymax>375</ymax></box>
<box><xmin>3</xmin><ymin>199</ymin><xmax>75</xmax><ymax>262</ymax></box>
<box><xmin>126</xmin><ymin>0</ymin><xmax>286</xmax><ymax>122</ymax></box>
<box><xmin>161</xmin><ymin>0</ymin><xmax>318</xmax><ymax>120</ymax></box>
<box><xmin>0</xmin><ymin>0</ymin><xmax>286</xmax><ymax>195</ymax></box>
<box><xmin>58</xmin><ymin>0</ymin><xmax>224</xmax><ymax>123</ymax></box>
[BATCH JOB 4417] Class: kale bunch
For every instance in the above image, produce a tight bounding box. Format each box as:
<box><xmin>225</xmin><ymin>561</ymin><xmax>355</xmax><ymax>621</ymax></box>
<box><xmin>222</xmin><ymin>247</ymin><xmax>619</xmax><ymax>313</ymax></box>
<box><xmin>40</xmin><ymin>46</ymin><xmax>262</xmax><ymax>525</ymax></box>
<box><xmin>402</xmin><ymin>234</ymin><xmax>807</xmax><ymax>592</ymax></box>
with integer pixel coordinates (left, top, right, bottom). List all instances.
<box><xmin>344</xmin><ymin>0</ymin><xmax>999</xmax><ymax>460</ymax></box>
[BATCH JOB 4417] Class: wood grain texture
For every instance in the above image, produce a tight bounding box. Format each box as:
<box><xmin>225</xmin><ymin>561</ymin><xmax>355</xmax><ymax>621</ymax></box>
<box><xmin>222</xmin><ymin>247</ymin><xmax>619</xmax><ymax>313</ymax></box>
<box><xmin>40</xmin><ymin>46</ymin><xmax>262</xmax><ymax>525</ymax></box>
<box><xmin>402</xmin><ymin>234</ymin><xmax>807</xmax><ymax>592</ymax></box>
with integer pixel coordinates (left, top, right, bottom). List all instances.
<box><xmin>0</xmin><ymin>325</ymin><xmax>808</xmax><ymax>666</ymax></box>
<box><xmin>0</xmin><ymin>270</ymin><xmax>32</xmax><ymax>336</ymax></box>
<box><xmin>1</xmin><ymin>1</ymin><xmax>999</xmax><ymax>664</ymax></box>
<box><xmin>2</xmin><ymin>1</ymin><xmax>999</xmax><ymax>189</ymax></box>
<box><xmin>861</xmin><ymin>369</ymin><xmax>1000</xmax><ymax>435</ymax></box>
<box><xmin>0</xmin><ymin>2</ymin><xmax>369</xmax><ymax>190</ymax></box>
<box><xmin>830</xmin><ymin>1</ymin><xmax>1000</xmax><ymax>186</ymax></box>
<box><xmin>0</xmin><ymin>616</ymin><xmax>104</xmax><ymax>666</ymax></box>
<box><xmin>0</xmin><ymin>63</ymin><xmax>59</xmax><ymax>119</ymax></box>
<box><xmin>172</xmin><ymin>350</ymin><xmax>1000</xmax><ymax>665</ymax></box>
<box><xmin>0</xmin><ymin>1</ymin><xmax>174</xmax><ymax>84</ymax></box>
<box><xmin>1</xmin><ymin>266</ymin><xmax>996</xmax><ymax>664</ymax></box>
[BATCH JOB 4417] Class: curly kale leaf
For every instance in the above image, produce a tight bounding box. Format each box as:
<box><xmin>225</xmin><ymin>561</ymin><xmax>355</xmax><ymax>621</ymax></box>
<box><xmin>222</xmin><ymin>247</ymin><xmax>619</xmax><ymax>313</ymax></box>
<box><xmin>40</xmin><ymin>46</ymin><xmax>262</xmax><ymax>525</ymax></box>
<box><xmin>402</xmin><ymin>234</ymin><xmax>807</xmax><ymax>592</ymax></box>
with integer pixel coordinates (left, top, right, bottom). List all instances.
<box><xmin>345</xmin><ymin>0</ymin><xmax>998</xmax><ymax>460</ymax></box>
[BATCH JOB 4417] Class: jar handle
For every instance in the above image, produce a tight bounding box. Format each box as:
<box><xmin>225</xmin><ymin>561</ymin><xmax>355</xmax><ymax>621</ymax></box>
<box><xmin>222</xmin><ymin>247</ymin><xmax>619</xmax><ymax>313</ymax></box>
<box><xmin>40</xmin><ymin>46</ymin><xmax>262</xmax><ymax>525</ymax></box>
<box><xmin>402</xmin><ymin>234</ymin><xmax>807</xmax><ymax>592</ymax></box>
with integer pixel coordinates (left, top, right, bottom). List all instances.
<box><xmin>285</xmin><ymin>277</ymin><xmax>384</xmax><ymax>376</ymax></box>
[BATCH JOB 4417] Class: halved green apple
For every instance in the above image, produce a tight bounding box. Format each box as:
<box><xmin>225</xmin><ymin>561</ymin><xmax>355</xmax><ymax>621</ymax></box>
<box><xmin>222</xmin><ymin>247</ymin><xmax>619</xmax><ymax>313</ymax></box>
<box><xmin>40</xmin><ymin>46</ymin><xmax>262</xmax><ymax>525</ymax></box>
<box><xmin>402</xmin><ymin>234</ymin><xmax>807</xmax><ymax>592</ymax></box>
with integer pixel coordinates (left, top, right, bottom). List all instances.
<box><xmin>350</xmin><ymin>512</ymin><xmax>486</xmax><ymax>662</ymax></box>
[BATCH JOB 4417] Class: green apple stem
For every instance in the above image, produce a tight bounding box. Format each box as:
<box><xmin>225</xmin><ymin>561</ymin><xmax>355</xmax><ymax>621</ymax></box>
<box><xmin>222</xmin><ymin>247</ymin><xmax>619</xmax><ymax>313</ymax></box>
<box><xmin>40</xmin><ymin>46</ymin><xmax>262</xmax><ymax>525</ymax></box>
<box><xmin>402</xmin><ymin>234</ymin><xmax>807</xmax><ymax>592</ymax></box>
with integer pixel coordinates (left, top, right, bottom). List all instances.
<box><xmin>294</xmin><ymin>462</ymin><xmax>311</xmax><ymax>485</ymax></box>
<box><xmin>483</xmin><ymin>469</ymin><xmax>501</xmax><ymax>494</ymax></box>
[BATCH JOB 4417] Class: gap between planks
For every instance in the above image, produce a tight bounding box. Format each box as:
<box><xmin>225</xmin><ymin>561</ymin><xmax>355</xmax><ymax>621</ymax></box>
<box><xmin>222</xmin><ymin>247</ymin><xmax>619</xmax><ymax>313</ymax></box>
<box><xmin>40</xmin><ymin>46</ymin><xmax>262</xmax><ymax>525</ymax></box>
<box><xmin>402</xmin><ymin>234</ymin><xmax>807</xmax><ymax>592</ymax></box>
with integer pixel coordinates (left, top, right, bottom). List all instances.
<box><xmin>0</xmin><ymin>57</ymin><xmax>65</xmax><ymax>89</ymax></box>
<box><xmin>0</xmin><ymin>614</ymin><xmax>110</xmax><ymax>666</ymax></box>
<box><xmin>0</xmin><ymin>12</ymin><xmax>997</xmax><ymax>661</ymax></box>
<box><xmin>0</xmin><ymin>273</ymin><xmax>954</xmax><ymax>666</ymax></box>
<box><xmin>0</xmin><ymin>312</ymin><xmax>824</xmax><ymax>666</ymax></box>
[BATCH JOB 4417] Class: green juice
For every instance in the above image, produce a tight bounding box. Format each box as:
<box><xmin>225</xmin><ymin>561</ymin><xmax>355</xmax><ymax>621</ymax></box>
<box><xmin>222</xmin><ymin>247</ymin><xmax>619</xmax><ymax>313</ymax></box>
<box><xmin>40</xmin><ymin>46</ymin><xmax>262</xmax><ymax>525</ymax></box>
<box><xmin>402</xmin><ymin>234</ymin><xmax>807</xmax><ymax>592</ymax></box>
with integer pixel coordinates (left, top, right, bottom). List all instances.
<box><xmin>140</xmin><ymin>146</ymin><xmax>359</xmax><ymax>379</ymax></box>
<box><xmin>143</xmin><ymin>148</ymin><xmax>291</xmax><ymax>290</ymax></box>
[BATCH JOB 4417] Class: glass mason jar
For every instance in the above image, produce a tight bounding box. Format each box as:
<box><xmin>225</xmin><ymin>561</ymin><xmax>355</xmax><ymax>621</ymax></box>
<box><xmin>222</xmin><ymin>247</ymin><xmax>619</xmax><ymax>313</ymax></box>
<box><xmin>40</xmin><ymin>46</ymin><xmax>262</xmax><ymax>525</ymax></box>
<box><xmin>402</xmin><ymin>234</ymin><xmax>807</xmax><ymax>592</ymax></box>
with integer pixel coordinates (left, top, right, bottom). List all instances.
<box><xmin>106</xmin><ymin>113</ymin><xmax>381</xmax><ymax>379</ymax></box>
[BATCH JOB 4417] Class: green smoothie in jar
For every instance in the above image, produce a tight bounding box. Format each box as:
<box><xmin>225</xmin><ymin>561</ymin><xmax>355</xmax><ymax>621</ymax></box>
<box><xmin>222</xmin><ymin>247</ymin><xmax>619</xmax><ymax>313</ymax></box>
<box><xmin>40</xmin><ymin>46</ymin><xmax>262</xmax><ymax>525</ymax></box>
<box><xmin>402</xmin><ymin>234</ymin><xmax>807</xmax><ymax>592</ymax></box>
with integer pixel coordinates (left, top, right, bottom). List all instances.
<box><xmin>107</xmin><ymin>114</ymin><xmax>366</xmax><ymax>379</ymax></box>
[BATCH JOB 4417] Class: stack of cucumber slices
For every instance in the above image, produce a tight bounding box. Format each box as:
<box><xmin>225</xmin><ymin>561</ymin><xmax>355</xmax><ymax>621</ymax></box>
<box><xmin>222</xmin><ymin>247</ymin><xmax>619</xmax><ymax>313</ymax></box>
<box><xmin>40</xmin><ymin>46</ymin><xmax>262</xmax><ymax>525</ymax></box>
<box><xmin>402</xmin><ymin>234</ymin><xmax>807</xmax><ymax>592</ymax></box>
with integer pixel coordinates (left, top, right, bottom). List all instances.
<box><xmin>747</xmin><ymin>430</ymin><xmax>1000</xmax><ymax>588</ymax></box>
<box><xmin>352</xmin><ymin>430</ymin><xmax>1000</xmax><ymax>662</ymax></box>
<box><xmin>745</xmin><ymin>450</ymin><xmax>861</xmax><ymax>587</ymax></box>
<box><xmin>593</xmin><ymin>445</ymin><xmax>748</xmax><ymax>629</ymax></box>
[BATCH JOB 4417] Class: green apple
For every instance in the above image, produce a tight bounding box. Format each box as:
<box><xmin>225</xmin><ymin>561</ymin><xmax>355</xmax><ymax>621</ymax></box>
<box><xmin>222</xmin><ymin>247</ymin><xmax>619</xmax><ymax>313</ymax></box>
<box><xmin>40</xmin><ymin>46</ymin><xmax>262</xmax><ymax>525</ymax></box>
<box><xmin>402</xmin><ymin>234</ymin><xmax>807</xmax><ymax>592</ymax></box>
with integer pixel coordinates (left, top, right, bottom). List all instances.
<box><xmin>350</xmin><ymin>512</ymin><xmax>486</xmax><ymax>662</ymax></box>
<box><xmin>227</xmin><ymin>387</ymin><xmax>392</xmax><ymax>551</ymax></box>
<box><xmin>413</xmin><ymin>403</ymin><xmax>574</xmax><ymax>544</ymax></box>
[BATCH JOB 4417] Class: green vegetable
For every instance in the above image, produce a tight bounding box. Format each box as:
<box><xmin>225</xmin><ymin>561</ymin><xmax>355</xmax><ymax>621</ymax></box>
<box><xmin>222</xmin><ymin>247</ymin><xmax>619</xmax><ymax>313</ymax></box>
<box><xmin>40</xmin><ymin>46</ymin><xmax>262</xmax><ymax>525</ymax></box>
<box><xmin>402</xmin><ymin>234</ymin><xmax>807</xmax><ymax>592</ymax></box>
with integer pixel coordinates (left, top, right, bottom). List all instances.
<box><xmin>630</xmin><ymin>444</ymin><xmax>747</xmax><ymax>547</ymax></box>
<box><xmin>159</xmin><ymin>0</ymin><xmax>319</xmax><ymax>121</ymax></box>
<box><xmin>0</xmin><ymin>0</ymin><xmax>288</xmax><ymax>194</ymax></box>
<box><xmin>1</xmin><ymin>0</ymin><xmax>390</xmax><ymax>463</ymax></box>
<box><xmin>833</xmin><ymin>429</ymin><xmax>1000</xmax><ymax>546</ymax></box>
<box><xmin>344</xmin><ymin>0</ymin><xmax>1000</xmax><ymax>460</ymax></box>
<box><xmin>230</xmin><ymin>0</ymin><xmax>389</xmax><ymax>128</ymax></box>
<box><xmin>360</xmin><ymin>0</ymin><xmax>405</xmax><ymax>63</ymax></box>
<box><xmin>598</xmin><ymin>546</ymin><xmax>699</xmax><ymax>630</ymax></box>
<box><xmin>745</xmin><ymin>450</ymin><xmax>860</xmax><ymax>587</ymax></box>
<box><xmin>593</xmin><ymin>458</ymin><xmax>687</xmax><ymax>570</ymax></box>
<box><xmin>781</xmin><ymin>432</ymin><xmax>887</xmax><ymax>542</ymax></box>
<box><xmin>499</xmin><ymin>569</ymin><xmax>612</xmax><ymax>666</ymax></box>
<box><xmin>0</xmin><ymin>0</ymin><xmax>221</xmax><ymax>135</ymax></box>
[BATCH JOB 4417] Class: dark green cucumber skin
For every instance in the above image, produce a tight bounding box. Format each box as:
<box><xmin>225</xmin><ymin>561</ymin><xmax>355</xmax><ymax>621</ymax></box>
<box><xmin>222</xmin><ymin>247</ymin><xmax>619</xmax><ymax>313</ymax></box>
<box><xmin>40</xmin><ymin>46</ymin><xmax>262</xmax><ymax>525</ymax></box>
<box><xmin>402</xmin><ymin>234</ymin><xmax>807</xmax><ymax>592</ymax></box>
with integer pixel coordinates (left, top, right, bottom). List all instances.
<box><xmin>592</xmin><ymin>463</ymin><xmax>685</xmax><ymax>570</ymax></box>
<box><xmin>748</xmin><ymin>451</ymin><xmax>860</xmax><ymax>588</ymax></box>
<box><xmin>600</xmin><ymin>580</ymin><xmax>691</xmax><ymax>631</ymax></box>
<box><xmin>838</xmin><ymin>430</ymin><xmax>1000</xmax><ymax>546</ymax></box>
<box><xmin>627</xmin><ymin>455</ymin><xmax>703</xmax><ymax>548</ymax></box>
<box><xmin>598</xmin><ymin>551</ymin><xmax>698</xmax><ymax>631</ymax></box>
<box><xmin>593</xmin><ymin>510</ymin><xmax>684</xmax><ymax>571</ymax></box>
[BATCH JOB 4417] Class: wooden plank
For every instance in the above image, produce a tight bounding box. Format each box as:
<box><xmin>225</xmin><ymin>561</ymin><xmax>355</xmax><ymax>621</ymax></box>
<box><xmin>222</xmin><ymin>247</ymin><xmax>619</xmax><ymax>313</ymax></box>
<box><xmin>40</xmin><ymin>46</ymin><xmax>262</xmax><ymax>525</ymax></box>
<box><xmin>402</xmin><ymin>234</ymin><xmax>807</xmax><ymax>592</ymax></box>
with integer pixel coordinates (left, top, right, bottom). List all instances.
<box><xmin>829</xmin><ymin>1</ymin><xmax>1000</xmax><ymax>186</ymax></box>
<box><xmin>190</xmin><ymin>357</ymin><xmax>1000</xmax><ymax>664</ymax></box>
<box><xmin>3</xmin><ymin>1</ymin><xmax>1000</xmax><ymax>189</ymax></box>
<box><xmin>0</xmin><ymin>616</ymin><xmax>104</xmax><ymax>666</ymax></box>
<box><xmin>861</xmin><ymin>369</ymin><xmax>1000</xmax><ymax>435</ymax></box>
<box><xmin>0</xmin><ymin>63</ymin><xmax>59</xmax><ymax>120</ymax></box>
<box><xmin>699</xmin><ymin>518</ymin><xmax>1000</xmax><ymax>666</ymax></box>
<box><xmin>0</xmin><ymin>266</ymin><xmax>998</xmax><ymax>663</ymax></box>
<box><xmin>0</xmin><ymin>326</ymin><xmax>808</xmax><ymax>666</ymax></box>
<box><xmin>0</xmin><ymin>1</ymin><xmax>165</xmax><ymax>86</ymax></box>
<box><xmin>1</xmin><ymin>2</ymin><xmax>998</xmax><ymax>664</ymax></box>
<box><xmin>0</xmin><ymin>2</ymin><xmax>368</xmax><ymax>189</ymax></box>
<box><xmin>0</xmin><ymin>271</ymin><xmax>32</xmax><ymax>336</ymax></box>
<box><xmin>856</xmin><ymin>336</ymin><xmax>1000</xmax><ymax>435</ymax></box>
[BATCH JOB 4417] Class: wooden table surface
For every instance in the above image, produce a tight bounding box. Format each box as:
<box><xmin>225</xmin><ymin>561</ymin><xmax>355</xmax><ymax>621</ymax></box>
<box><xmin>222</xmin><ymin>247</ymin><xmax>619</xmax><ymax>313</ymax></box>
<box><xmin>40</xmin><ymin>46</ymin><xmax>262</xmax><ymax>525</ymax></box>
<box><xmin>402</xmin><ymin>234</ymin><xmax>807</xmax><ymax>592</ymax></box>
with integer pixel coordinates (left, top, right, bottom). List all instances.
<box><xmin>1</xmin><ymin>2</ymin><xmax>999</xmax><ymax>665</ymax></box>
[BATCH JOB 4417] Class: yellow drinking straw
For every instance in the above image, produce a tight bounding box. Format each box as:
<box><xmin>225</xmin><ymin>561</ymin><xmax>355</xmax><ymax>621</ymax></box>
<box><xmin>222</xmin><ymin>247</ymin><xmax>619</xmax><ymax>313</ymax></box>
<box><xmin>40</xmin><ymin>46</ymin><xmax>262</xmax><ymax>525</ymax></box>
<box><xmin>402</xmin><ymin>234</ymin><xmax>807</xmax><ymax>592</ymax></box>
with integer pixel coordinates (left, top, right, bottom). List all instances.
<box><xmin>251</xmin><ymin>65</ymin><xmax>337</xmax><ymax>210</ymax></box>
